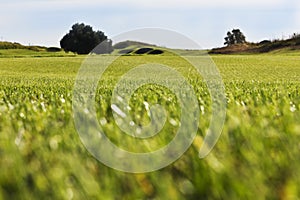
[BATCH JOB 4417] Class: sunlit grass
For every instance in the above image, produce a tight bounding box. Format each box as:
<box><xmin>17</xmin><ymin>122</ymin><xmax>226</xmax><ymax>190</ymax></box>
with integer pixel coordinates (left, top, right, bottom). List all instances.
<box><xmin>0</xmin><ymin>53</ymin><xmax>299</xmax><ymax>199</ymax></box>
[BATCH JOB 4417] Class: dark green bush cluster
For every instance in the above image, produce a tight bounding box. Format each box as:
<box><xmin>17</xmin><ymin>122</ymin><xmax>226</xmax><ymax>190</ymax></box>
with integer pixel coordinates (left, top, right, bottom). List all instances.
<box><xmin>46</xmin><ymin>47</ymin><xmax>61</xmax><ymax>52</ymax></box>
<box><xmin>0</xmin><ymin>42</ymin><xmax>26</xmax><ymax>49</ymax></box>
<box><xmin>60</xmin><ymin>23</ymin><xmax>113</xmax><ymax>54</ymax></box>
<box><xmin>0</xmin><ymin>42</ymin><xmax>42</xmax><ymax>51</ymax></box>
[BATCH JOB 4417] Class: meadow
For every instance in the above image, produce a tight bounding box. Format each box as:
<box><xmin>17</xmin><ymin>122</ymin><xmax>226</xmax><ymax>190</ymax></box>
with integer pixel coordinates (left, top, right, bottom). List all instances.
<box><xmin>0</xmin><ymin>50</ymin><xmax>300</xmax><ymax>199</ymax></box>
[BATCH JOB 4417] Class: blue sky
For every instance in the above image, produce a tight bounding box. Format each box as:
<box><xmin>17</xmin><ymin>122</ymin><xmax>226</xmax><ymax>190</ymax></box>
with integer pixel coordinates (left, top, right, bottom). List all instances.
<box><xmin>1</xmin><ymin>0</ymin><xmax>300</xmax><ymax>48</ymax></box>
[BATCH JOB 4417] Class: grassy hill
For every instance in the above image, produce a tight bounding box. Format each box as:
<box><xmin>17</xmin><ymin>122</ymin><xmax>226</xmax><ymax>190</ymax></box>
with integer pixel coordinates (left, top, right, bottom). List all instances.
<box><xmin>113</xmin><ymin>40</ymin><xmax>157</xmax><ymax>49</ymax></box>
<box><xmin>0</xmin><ymin>41</ymin><xmax>76</xmax><ymax>58</ymax></box>
<box><xmin>0</xmin><ymin>41</ymin><xmax>48</xmax><ymax>51</ymax></box>
<box><xmin>209</xmin><ymin>34</ymin><xmax>300</xmax><ymax>54</ymax></box>
<box><xmin>112</xmin><ymin>40</ymin><xmax>210</xmax><ymax>56</ymax></box>
<box><xmin>112</xmin><ymin>40</ymin><xmax>162</xmax><ymax>55</ymax></box>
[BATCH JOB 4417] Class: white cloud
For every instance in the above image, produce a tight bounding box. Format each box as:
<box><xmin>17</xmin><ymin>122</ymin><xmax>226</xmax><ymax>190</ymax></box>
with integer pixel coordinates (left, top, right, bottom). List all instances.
<box><xmin>2</xmin><ymin>0</ymin><xmax>287</xmax><ymax>10</ymax></box>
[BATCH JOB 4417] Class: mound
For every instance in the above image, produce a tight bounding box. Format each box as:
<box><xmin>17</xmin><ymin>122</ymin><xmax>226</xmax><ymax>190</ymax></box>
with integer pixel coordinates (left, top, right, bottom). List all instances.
<box><xmin>209</xmin><ymin>44</ymin><xmax>252</xmax><ymax>54</ymax></box>
<box><xmin>119</xmin><ymin>49</ymin><xmax>133</xmax><ymax>54</ymax></box>
<box><xmin>210</xmin><ymin>35</ymin><xmax>300</xmax><ymax>54</ymax></box>
<box><xmin>114</xmin><ymin>41</ymin><xmax>156</xmax><ymax>49</ymax></box>
<box><xmin>0</xmin><ymin>41</ymin><xmax>46</xmax><ymax>52</ymax></box>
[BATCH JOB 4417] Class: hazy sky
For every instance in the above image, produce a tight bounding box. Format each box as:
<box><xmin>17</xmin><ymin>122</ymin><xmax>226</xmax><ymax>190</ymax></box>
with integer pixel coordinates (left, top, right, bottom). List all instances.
<box><xmin>1</xmin><ymin>0</ymin><xmax>300</xmax><ymax>48</ymax></box>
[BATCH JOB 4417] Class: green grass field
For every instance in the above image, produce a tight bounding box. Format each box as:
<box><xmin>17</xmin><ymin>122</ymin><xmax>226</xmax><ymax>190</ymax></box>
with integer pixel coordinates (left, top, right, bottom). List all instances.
<box><xmin>0</xmin><ymin>50</ymin><xmax>300</xmax><ymax>199</ymax></box>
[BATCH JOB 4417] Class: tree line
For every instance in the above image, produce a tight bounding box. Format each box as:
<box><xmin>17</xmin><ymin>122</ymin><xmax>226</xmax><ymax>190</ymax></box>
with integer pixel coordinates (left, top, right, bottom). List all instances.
<box><xmin>60</xmin><ymin>23</ymin><xmax>247</xmax><ymax>54</ymax></box>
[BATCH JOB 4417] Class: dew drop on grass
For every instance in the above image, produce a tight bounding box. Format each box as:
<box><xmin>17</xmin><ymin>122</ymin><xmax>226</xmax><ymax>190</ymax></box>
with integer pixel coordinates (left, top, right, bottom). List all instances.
<box><xmin>143</xmin><ymin>101</ymin><xmax>150</xmax><ymax>111</ymax></box>
<box><xmin>84</xmin><ymin>108</ymin><xmax>89</xmax><ymax>114</ymax></box>
<box><xmin>179</xmin><ymin>179</ymin><xmax>195</xmax><ymax>195</ymax></box>
<box><xmin>111</xmin><ymin>104</ymin><xmax>126</xmax><ymax>118</ymax></box>
<box><xmin>15</xmin><ymin>128</ymin><xmax>25</xmax><ymax>146</ymax></box>
<box><xmin>8</xmin><ymin>103</ymin><xmax>14</xmax><ymax>110</ymax></box>
<box><xmin>290</xmin><ymin>105</ymin><xmax>296</xmax><ymax>112</ymax></box>
<box><xmin>117</xmin><ymin>95</ymin><xmax>123</xmax><ymax>102</ymax></box>
<box><xmin>60</xmin><ymin>98</ymin><xmax>66</xmax><ymax>104</ymax></box>
<box><xmin>99</xmin><ymin>118</ymin><xmax>107</xmax><ymax>126</ymax></box>
<box><xmin>40</xmin><ymin>102</ymin><xmax>46</xmax><ymax>112</ymax></box>
<box><xmin>136</xmin><ymin>127</ymin><xmax>142</xmax><ymax>135</ymax></box>
<box><xmin>49</xmin><ymin>138</ymin><xmax>58</xmax><ymax>150</ymax></box>
<box><xmin>241</xmin><ymin>101</ymin><xmax>246</xmax><ymax>107</ymax></box>
<box><xmin>19</xmin><ymin>112</ymin><xmax>25</xmax><ymax>119</ymax></box>
<box><xmin>169</xmin><ymin>118</ymin><xmax>177</xmax><ymax>126</ymax></box>
<box><xmin>49</xmin><ymin>135</ymin><xmax>61</xmax><ymax>151</ymax></box>
<box><xmin>200</xmin><ymin>105</ymin><xmax>205</xmax><ymax>115</ymax></box>
<box><xmin>129</xmin><ymin>121</ymin><xmax>135</xmax><ymax>126</ymax></box>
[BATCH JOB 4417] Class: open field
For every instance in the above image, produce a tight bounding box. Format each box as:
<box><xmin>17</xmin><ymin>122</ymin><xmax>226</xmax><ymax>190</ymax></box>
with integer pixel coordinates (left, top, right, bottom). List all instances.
<box><xmin>0</xmin><ymin>51</ymin><xmax>300</xmax><ymax>199</ymax></box>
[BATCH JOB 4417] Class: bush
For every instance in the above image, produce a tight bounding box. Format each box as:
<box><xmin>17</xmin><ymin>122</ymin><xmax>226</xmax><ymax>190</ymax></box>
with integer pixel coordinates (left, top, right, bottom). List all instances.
<box><xmin>60</xmin><ymin>23</ymin><xmax>113</xmax><ymax>54</ymax></box>
<box><xmin>259</xmin><ymin>40</ymin><xmax>271</xmax><ymax>45</ymax></box>
<box><xmin>47</xmin><ymin>47</ymin><xmax>61</xmax><ymax>52</ymax></box>
<box><xmin>0</xmin><ymin>42</ymin><xmax>24</xmax><ymax>49</ymax></box>
<box><xmin>27</xmin><ymin>46</ymin><xmax>40</xmax><ymax>52</ymax></box>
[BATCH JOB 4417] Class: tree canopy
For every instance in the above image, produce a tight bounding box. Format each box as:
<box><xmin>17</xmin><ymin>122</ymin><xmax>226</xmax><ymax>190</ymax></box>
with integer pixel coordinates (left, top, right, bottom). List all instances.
<box><xmin>224</xmin><ymin>29</ymin><xmax>246</xmax><ymax>46</ymax></box>
<box><xmin>60</xmin><ymin>23</ymin><xmax>113</xmax><ymax>54</ymax></box>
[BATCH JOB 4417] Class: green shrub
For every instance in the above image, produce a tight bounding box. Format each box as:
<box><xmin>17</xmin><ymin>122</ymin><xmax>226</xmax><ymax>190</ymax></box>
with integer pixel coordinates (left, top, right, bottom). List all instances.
<box><xmin>47</xmin><ymin>47</ymin><xmax>62</xmax><ymax>52</ymax></box>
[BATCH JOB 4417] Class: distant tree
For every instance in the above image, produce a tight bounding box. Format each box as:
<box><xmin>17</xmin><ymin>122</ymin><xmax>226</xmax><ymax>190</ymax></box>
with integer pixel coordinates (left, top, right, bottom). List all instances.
<box><xmin>60</xmin><ymin>23</ymin><xmax>113</xmax><ymax>54</ymax></box>
<box><xmin>224</xmin><ymin>29</ymin><xmax>246</xmax><ymax>46</ymax></box>
<box><xmin>224</xmin><ymin>31</ymin><xmax>234</xmax><ymax>46</ymax></box>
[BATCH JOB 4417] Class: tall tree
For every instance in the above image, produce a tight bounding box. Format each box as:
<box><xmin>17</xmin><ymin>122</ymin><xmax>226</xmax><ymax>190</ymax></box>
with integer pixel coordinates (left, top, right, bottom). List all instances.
<box><xmin>224</xmin><ymin>29</ymin><xmax>246</xmax><ymax>46</ymax></box>
<box><xmin>60</xmin><ymin>23</ymin><xmax>113</xmax><ymax>54</ymax></box>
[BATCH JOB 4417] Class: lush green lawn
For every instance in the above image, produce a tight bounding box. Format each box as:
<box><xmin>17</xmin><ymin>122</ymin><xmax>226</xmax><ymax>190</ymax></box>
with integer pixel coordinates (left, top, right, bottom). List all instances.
<box><xmin>0</xmin><ymin>52</ymin><xmax>300</xmax><ymax>199</ymax></box>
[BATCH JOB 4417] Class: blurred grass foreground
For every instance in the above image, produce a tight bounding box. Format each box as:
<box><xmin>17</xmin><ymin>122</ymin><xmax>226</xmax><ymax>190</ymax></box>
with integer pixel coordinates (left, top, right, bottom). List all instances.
<box><xmin>0</xmin><ymin>52</ymin><xmax>300</xmax><ymax>199</ymax></box>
